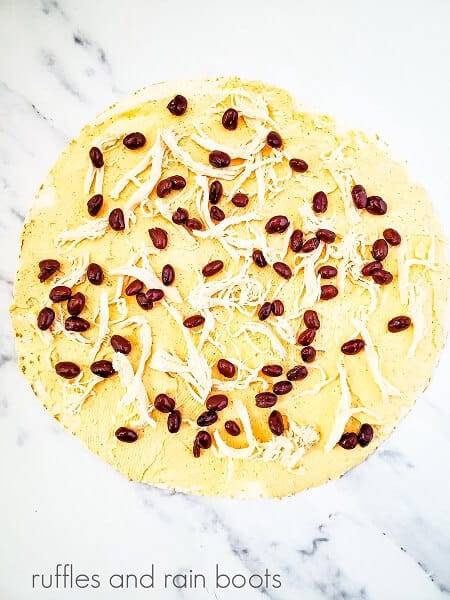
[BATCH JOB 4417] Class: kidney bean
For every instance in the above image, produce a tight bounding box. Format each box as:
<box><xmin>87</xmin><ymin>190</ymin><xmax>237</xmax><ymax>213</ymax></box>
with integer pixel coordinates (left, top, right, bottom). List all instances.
<box><xmin>89</xmin><ymin>146</ymin><xmax>103</xmax><ymax>168</ymax></box>
<box><xmin>154</xmin><ymin>393</ymin><xmax>176</xmax><ymax>413</ymax></box>
<box><xmin>210</xmin><ymin>205</ymin><xmax>225</xmax><ymax>221</ymax></box>
<box><xmin>167</xmin><ymin>94</ymin><xmax>187</xmax><ymax>116</ymax></box>
<box><xmin>146</xmin><ymin>289</ymin><xmax>164</xmax><ymax>302</ymax></box>
<box><xmin>358</xmin><ymin>423</ymin><xmax>374</xmax><ymax>447</ymax></box>
<box><xmin>183</xmin><ymin>314</ymin><xmax>205</xmax><ymax>328</ymax></box>
<box><xmin>252</xmin><ymin>249</ymin><xmax>267</xmax><ymax>267</ymax></box>
<box><xmin>271</xmin><ymin>300</ymin><xmax>284</xmax><ymax>316</ymax></box>
<box><xmin>196</xmin><ymin>430</ymin><xmax>212</xmax><ymax>449</ymax></box>
<box><xmin>289</xmin><ymin>158</ymin><xmax>308</xmax><ymax>172</ymax></box>
<box><xmin>301</xmin><ymin>346</ymin><xmax>316</xmax><ymax>362</ymax></box>
<box><xmin>258</xmin><ymin>301</ymin><xmax>272</xmax><ymax>321</ymax></box>
<box><xmin>55</xmin><ymin>361</ymin><xmax>80</xmax><ymax>379</ymax></box>
<box><xmin>66</xmin><ymin>292</ymin><xmax>85</xmax><ymax>316</ymax></box>
<box><xmin>162</xmin><ymin>264</ymin><xmax>175</xmax><ymax>286</ymax></box>
<box><xmin>125</xmin><ymin>279</ymin><xmax>144</xmax><ymax>296</ymax></box>
<box><xmin>209</xmin><ymin>150</ymin><xmax>231</xmax><ymax>168</ymax></box>
<box><xmin>167</xmin><ymin>410</ymin><xmax>182</xmax><ymax>433</ymax></box>
<box><xmin>115</xmin><ymin>427</ymin><xmax>138</xmax><ymax>442</ymax></box>
<box><xmin>320</xmin><ymin>285</ymin><xmax>338</xmax><ymax>300</ymax></box>
<box><xmin>172</xmin><ymin>207</ymin><xmax>189</xmax><ymax>224</ymax></box>
<box><xmin>65</xmin><ymin>316</ymin><xmax>90</xmax><ymax>332</ymax></box>
<box><xmin>318</xmin><ymin>265</ymin><xmax>337</xmax><ymax>279</ymax></box>
<box><xmin>111</xmin><ymin>334</ymin><xmax>132</xmax><ymax>354</ymax></box>
<box><xmin>268</xmin><ymin>410</ymin><xmax>284</xmax><ymax>436</ymax></box>
<box><xmin>169</xmin><ymin>175</ymin><xmax>187</xmax><ymax>190</ymax></box>
<box><xmin>286</xmin><ymin>365</ymin><xmax>308</xmax><ymax>381</ymax></box>
<box><xmin>136</xmin><ymin>293</ymin><xmax>153</xmax><ymax>310</ymax></box>
<box><xmin>255</xmin><ymin>392</ymin><xmax>278</xmax><ymax>408</ymax></box>
<box><xmin>303</xmin><ymin>310</ymin><xmax>320</xmax><ymax>329</ymax></box>
<box><xmin>209</xmin><ymin>180</ymin><xmax>223</xmax><ymax>204</ymax></box>
<box><xmin>197</xmin><ymin>410</ymin><xmax>218</xmax><ymax>427</ymax></box>
<box><xmin>123</xmin><ymin>132</ymin><xmax>146</xmax><ymax>149</ymax></box>
<box><xmin>186</xmin><ymin>217</ymin><xmax>203</xmax><ymax>230</ymax></box>
<box><xmin>383</xmin><ymin>228</ymin><xmax>401</xmax><ymax>246</ymax></box>
<box><xmin>262</xmin><ymin>364</ymin><xmax>283</xmax><ymax>377</ymax></box>
<box><xmin>193</xmin><ymin>439</ymin><xmax>201</xmax><ymax>458</ymax></box>
<box><xmin>341</xmin><ymin>339</ymin><xmax>365</xmax><ymax>355</ymax></box>
<box><xmin>37</xmin><ymin>307</ymin><xmax>55</xmax><ymax>330</ymax></box>
<box><xmin>273</xmin><ymin>380</ymin><xmax>292</xmax><ymax>395</ymax></box>
<box><xmin>231</xmin><ymin>193</ymin><xmax>249</xmax><ymax>207</ymax></box>
<box><xmin>361</xmin><ymin>261</ymin><xmax>383</xmax><ymax>276</ymax></box>
<box><xmin>148</xmin><ymin>227</ymin><xmax>168</xmax><ymax>249</ymax></box>
<box><xmin>312</xmin><ymin>191</ymin><xmax>328</xmax><ymax>213</ymax></box>
<box><xmin>222</xmin><ymin>108</ymin><xmax>238</xmax><ymax>130</ymax></box>
<box><xmin>298</xmin><ymin>328</ymin><xmax>316</xmax><ymax>346</ymax></box>
<box><xmin>265</xmin><ymin>215</ymin><xmax>290</xmax><ymax>233</ymax></box>
<box><xmin>206</xmin><ymin>394</ymin><xmax>228</xmax><ymax>411</ymax></box>
<box><xmin>225</xmin><ymin>420</ymin><xmax>241</xmax><ymax>436</ymax></box>
<box><xmin>156</xmin><ymin>178</ymin><xmax>174</xmax><ymax>198</ymax></box>
<box><xmin>217</xmin><ymin>359</ymin><xmax>236</xmax><ymax>378</ymax></box>
<box><xmin>316</xmin><ymin>229</ymin><xmax>336</xmax><ymax>243</ymax></box>
<box><xmin>351</xmin><ymin>184</ymin><xmax>367</xmax><ymax>209</ymax></box>
<box><xmin>388</xmin><ymin>315</ymin><xmax>411</xmax><ymax>332</ymax></box>
<box><xmin>273</xmin><ymin>262</ymin><xmax>292</xmax><ymax>279</ymax></box>
<box><xmin>371</xmin><ymin>239</ymin><xmax>388</xmax><ymax>261</ymax></box>
<box><xmin>38</xmin><ymin>259</ymin><xmax>60</xmax><ymax>282</ymax></box>
<box><xmin>109</xmin><ymin>208</ymin><xmax>125</xmax><ymax>231</ymax></box>
<box><xmin>338</xmin><ymin>432</ymin><xmax>358</xmax><ymax>449</ymax></box>
<box><xmin>366</xmin><ymin>195</ymin><xmax>387</xmax><ymax>215</ymax></box>
<box><xmin>372</xmin><ymin>269</ymin><xmax>393</xmax><ymax>285</ymax></box>
<box><xmin>90</xmin><ymin>360</ymin><xmax>115</xmax><ymax>378</ymax></box>
<box><xmin>87</xmin><ymin>263</ymin><xmax>104</xmax><ymax>285</ymax></box>
<box><xmin>266</xmin><ymin>131</ymin><xmax>282</xmax><ymax>148</ymax></box>
<box><xmin>301</xmin><ymin>237</ymin><xmax>320</xmax><ymax>253</ymax></box>
<box><xmin>87</xmin><ymin>193</ymin><xmax>103</xmax><ymax>216</ymax></box>
<box><xmin>49</xmin><ymin>285</ymin><xmax>72</xmax><ymax>303</ymax></box>
<box><xmin>290</xmin><ymin>229</ymin><xmax>303</xmax><ymax>252</ymax></box>
<box><xmin>202</xmin><ymin>260</ymin><xmax>224</xmax><ymax>277</ymax></box>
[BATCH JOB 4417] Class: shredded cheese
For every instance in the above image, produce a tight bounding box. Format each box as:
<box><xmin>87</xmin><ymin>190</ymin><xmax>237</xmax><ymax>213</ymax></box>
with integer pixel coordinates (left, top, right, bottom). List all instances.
<box><xmin>89</xmin><ymin>292</ymin><xmax>110</xmax><ymax>361</ymax></box>
<box><xmin>55</xmin><ymin>217</ymin><xmax>109</xmax><ymax>252</ymax></box>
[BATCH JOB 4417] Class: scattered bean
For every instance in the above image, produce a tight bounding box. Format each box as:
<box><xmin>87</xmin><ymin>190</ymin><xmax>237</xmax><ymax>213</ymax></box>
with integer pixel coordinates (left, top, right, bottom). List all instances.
<box><xmin>55</xmin><ymin>361</ymin><xmax>80</xmax><ymax>379</ymax></box>
<box><xmin>222</xmin><ymin>108</ymin><xmax>238</xmax><ymax>130</ymax></box>
<box><xmin>209</xmin><ymin>150</ymin><xmax>231</xmax><ymax>168</ymax></box>
<box><xmin>156</xmin><ymin>178</ymin><xmax>174</xmax><ymax>198</ymax></box>
<box><xmin>67</xmin><ymin>292</ymin><xmax>85</xmax><ymax>316</ymax></box>
<box><xmin>273</xmin><ymin>262</ymin><xmax>292</xmax><ymax>279</ymax></box>
<box><xmin>301</xmin><ymin>346</ymin><xmax>316</xmax><ymax>362</ymax></box>
<box><xmin>388</xmin><ymin>315</ymin><xmax>411</xmax><ymax>333</ymax></box>
<box><xmin>252</xmin><ymin>249</ymin><xmax>267</xmax><ymax>267</ymax></box>
<box><xmin>146</xmin><ymin>289</ymin><xmax>164</xmax><ymax>302</ymax></box>
<box><xmin>271</xmin><ymin>300</ymin><xmax>284</xmax><ymax>316</ymax></box>
<box><xmin>383</xmin><ymin>228</ymin><xmax>401</xmax><ymax>246</ymax></box>
<box><xmin>87</xmin><ymin>194</ymin><xmax>103</xmax><ymax>216</ymax></box>
<box><xmin>371</xmin><ymin>239</ymin><xmax>388</xmax><ymax>261</ymax></box>
<box><xmin>90</xmin><ymin>360</ymin><xmax>115</xmax><ymax>378</ymax></box>
<box><xmin>297</xmin><ymin>328</ymin><xmax>316</xmax><ymax>346</ymax></box>
<box><xmin>206</xmin><ymin>394</ymin><xmax>228</xmax><ymax>411</ymax></box>
<box><xmin>255</xmin><ymin>392</ymin><xmax>278</xmax><ymax>408</ymax></box>
<box><xmin>89</xmin><ymin>146</ymin><xmax>103</xmax><ymax>168</ymax></box>
<box><xmin>266</xmin><ymin>131</ymin><xmax>282</xmax><ymax>148</ymax></box>
<box><xmin>65</xmin><ymin>316</ymin><xmax>90</xmax><ymax>332</ymax></box>
<box><xmin>168</xmin><ymin>175</ymin><xmax>186</xmax><ymax>190</ymax></box>
<box><xmin>366</xmin><ymin>195</ymin><xmax>387</xmax><ymax>215</ymax></box>
<box><xmin>123</xmin><ymin>132</ymin><xmax>146</xmax><ymax>149</ymax></box>
<box><xmin>49</xmin><ymin>285</ymin><xmax>71</xmax><ymax>303</ymax></box>
<box><xmin>320</xmin><ymin>285</ymin><xmax>338</xmax><ymax>300</ymax></box>
<box><xmin>372</xmin><ymin>269</ymin><xmax>393</xmax><ymax>285</ymax></box>
<box><xmin>265</xmin><ymin>215</ymin><xmax>290</xmax><ymax>234</ymax></box>
<box><xmin>115</xmin><ymin>427</ymin><xmax>138</xmax><ymax>442</ymax></box>
<box><xmin>209</xmin><ymin>180</ymin><xmax>223</xmax><ymax>204</ymax></box>
<box><xmin>361</xmin><ymin>261</ymin><xmax>383</xmax><ymax>276</ymax></box>
<box><xmin>87</xmin><ymin>263</ymin><xmax>104</xmax><ymax>285</ymax></box>
<box><xmin>193</xmin><ymin>439</ymin><xmax>201</xmax><ymax>458</ymax></box>
<box><xmin>286</xmin><ymin>365</ymin><xmax>308</xmax><ymax>381</ymax></box>
<box><xmin>167</xmin><ymin>410</ymin><xmax>182</xmax><ymax>433</ymax></box>
<box><xmin>148</xmin><ymin>227</ymin><xmax>168</xmax><ymax>249</ymax></box>
<box><xmin>225</xmin><ymin>420</ymin><xmax>241</xmax><ymax>436</ymax></box>
<box><xmin>289</xmin><ymin>158</ymin><xmax>308</xmax><ymax>172</ymax></box>
<box><xmin>183</xmin><ymin>314</ymin><xmax>205</xmax><ymax>328</ymax></box>
<box><xmin>231</xmin><ymin>193</ymin><xmax>249</xmax><ymax>207</ymax></box>
<box><xmin>351</xmin><ymin>184</ymin><xmax>367</xmax><ymax>209</ymax></box>
<box><xmin>273</xmin><ymin>380</ymin><xmax>293</xmax><ymax>395</ymax></box>
<box><xmin>358</xmin><ymin>423</ymin><xmax>374</xmax><ymax>447</ymax></box>
<box><xmin>197</xmin><ymin>410</ymin><xmax>218</xmax><ymax>427</ymax></box>
<box><xmin>261</xmin><ymin>364</ymin><xmax>283</xmax><ymax>377</ymax></box>
<box><xmin>111</xmin><ymin>334</ymin><xmax>132</xmax><ymax>354</ymax></box>
<box><xmin>301</xmin><ymin>237</ymin><xmax>320</xmax><ymax>253</ymax></box>
<box><xmin>162</xmin><ymin>264</ymin><xmax>175</xmax><ymax>286</ymax></box>
<box><xmin>217</xmin><ymin>358</ymin><xmax>236</xmax><ymax>378</ymax></box>
<box><xmin>37</xmin><ymin>307</ymin><xmax>55</xmax><ymax>330</ymax></box>
<box><xmin>196</xmin><ymin>430</ymin><xmax>212</xmax><ymax>449</ymax></box>
<box><xmin>290</xmin><ymin>229</ymin><xmax>303</xmax><ymax>252</ymax></box>
<box><xmin>172</xmin><ymin>207</ymin><xmax>189</xmax><ymax>224</ymax></box>
<box><xmin>202</xmin><ymin>260</ymin><xmax>224</xmax><ymax>277</ymax></box>
<box><xmin>38</xmin><ymin>259</ymin><xmax>60</xmax><ymax>282</ymax></box>
<box><xmin>136</xmin><ymin>293</ymin><xmax>153</xmax><ymax>310</ymax></box>
<box><xmin>210</xmin><ymin>205</ymin><xmax>225</xmax><ymax>221</ymax></box>
<box><xmin>268</xmin><ymin>410</ymin><xmax>284</xmax><ymax>436</ymax></box>
<box><xmin>154</xmin><ymin>393</ymin><xmax>176</xmax><ymax>413</ymax></box>
<box><xmin>167</xmin><ymin>94</ymin><xmax>187</xmax><ymax>116</ymax></box>
<box><xmin>312</xmin><ymin>191</ymin><xmax>328</xmax><ymax>213</ymax></box>
<box><xmin>316</xmin><ymin>229</ymin><xmax>336</xmax><ymax>243</ymax></box>
<box><xmin>341</xmin><ymin>339</ymin><xmax>365</xmax><ymax>355</ymax></box>
<box><xmin>186</xmin><ymin>217</ymin><xmax>203</xmax><ymax>230</ymax></box>
<box><xmin>109</xmin><ymin>208</ymin><xmax>125</xmax><ymax>231</ymax></box>
<box><xmin>338</xmin><ymin>432</ymin><xmax>358</xmax><ymax>449</ymax></box>
<box><xmin>125</xmin><ymin>279</ymin><xmax>144</xmax><ymax>296</ymax></box>
<box><xmin>318</xmin><ymin>265</ymin><xmax>337</xmax><ymax>279</ymax></box>
<box><xmin>258</xmin><ymin>301</ymin><xmax>272</xmax><ymax>321</ymax></box>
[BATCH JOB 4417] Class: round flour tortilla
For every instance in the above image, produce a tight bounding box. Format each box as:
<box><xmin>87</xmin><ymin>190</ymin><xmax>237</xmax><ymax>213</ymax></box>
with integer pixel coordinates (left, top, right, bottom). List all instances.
<box><xmin>10</xmin><ymin>77</ymin><xmax>449</xmax><ymax>498</ymax></box>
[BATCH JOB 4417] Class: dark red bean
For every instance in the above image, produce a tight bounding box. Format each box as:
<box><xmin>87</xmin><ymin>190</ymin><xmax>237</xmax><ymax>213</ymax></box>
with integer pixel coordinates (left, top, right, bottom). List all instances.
<box><xmin>312</xmin><ymin>191</ymin><xmax>328</xmax><ymax>213</ymax></box>
<box><xmin>320</xmin><ymin>285</ymin><xmax>338</xmax><ymax>300</ymax></box>
<box><xmin>301</xmin><ymin>237</ymin><xmax>320</xmax><ymax>253</ymax></box>
<box><xmin>273</xmin><ymin>380</ymin><xmax>292</xmax><ymax>395</ymax></box>
<box><xmin>231</xmin><ymin>193</ymin><xmax>249</xmax><ymax>207</ymax></box>
<box><xmin>65</xmin><ymin>316</ymin><xmax>90</xmax><ymax>332</ymax></box>
<box><xmin>193</xmin><ymin>439</ymin><xmax>201</xmax><ymax>458</ymax></box>
<box><xmin>49</xmin><ymin>285</ymin><xmax>72</xmax><ymax>303</ymax></box>
<box><xmin>371</xmin><ymin>239</ymin><xmax>389</xmax><ymax>261</ymax></box>
<box><xmin>146</xmin><ymin>289</ymin><xmax>164</xmax><ymax>302</ymax></box>
<box><xmin>266</xmin><ymin>131</ymin><xmax>282</xmax><ymax>148</ymax></box>
<box><xmin>265</xmin><ymin>215</ymin><xmax>290</xmax><ymax>234</ymax></box>
<box><xmin>123</xmin><ymin>132</ymin><xmax>146</xmax><ymax>149</ymax></box>
<box><xmin>183</xmin><ymin>315</ymin><xmax>205</xmax><ymax>328</ymax></box>
<box><xmin>289</xmin><ymin>158</ymin><xmax>308</xmax><ymax>172</ymax></box>
<box><xmin>255</xmin><ymin>392</ymin><xmax>278</xmax><ymax>408</ymax></box>
<box><xmin>168</xmin><ymin>175</ymin><xmax>186</xmax><ymax>190</ymax></box>
<box><xmin>318</xmin><ymin>265</ymin><xmax>337</xmax><ymax>279</ymax></box>
<box><xmin>55</xmin><ymin>361</ymin><xmax>80</xmax><ymax>379</ymax></box>
<box><xmin>115</xmin><ymin>427</ymin><xmax>138</xmax><ymax>442</ymax></box>
<box><xmin>261</xmin><ymin>364</ymin><xmax>283</xmax><ymax>377</ymax></box>
<box><xmin>154</xmin><ymin>393</ymin><xmax>176</xmax><ymax>413</ymax></box>
<box><xmin>148</xmin><ymin>227</ymin><xmax>168</xmax><ymax>249</ymax></box>
<box><xmin>109</xmin><ymin>208</ymin><xmax>125</xmax><ymax>231</ymax></box>
<box><xmin>89</xmin><ymin>146</ymin><xmax>103</xmax><ymax>168</ymax></box>
<box><xmin>209</xmin><ymin>180</ymin><xmax>223</xmax><ymax>204</ymax></box>
<box><xmin>341</xmin><ymin>339</ymin><xmax>365</xmax><ymax>355</ymax></box>
<box><xmin>258</xmin><ymin>301</ymin><xmax>272</xmax><ymax>321</ymax></box>
<box><xmin>273</xmin><ymin>262</ymin><xmax>292</xmax><ymax>280</ymax></box>
<box><xmin>38</xmin><ymin>259</ymin><xmax>60</xmax><ymax>282</ymax></box>
<box><xmin>358</xmin><ymin>423</ymin><xmax>374</xmax><ymax>447</ymax></box>
<box><xmin>197</xmin><ymin>410</ymin><xmax>218</xmax><ymax>427</ymax></box>
<box><xmin>125</xmin><ymin>279</ymin><xmax>144</xmax><ymax>296</ymax></box>
<box><xmin>67</xmin><ymin>292</ymin><xmax>85</xmax><ymax>316</ymax></box>
<box><xmin>222</xmin><ymin>108</ymin><xmax>238</xmax><ymax>130</ymax></box>
<box><xmin>167</xmin><ymin>410</ymin><xmax>182</xmax><ymax>433</ymax></box>
<box><xmin>156</xmin><ymin>178</ymin><xmax>174</xmax><ymax>198</ymax></box>
<box><xmin>351</xmin><ymin>184</ymin><xmax>367</xmax><ymax>209</ymax></box>
<box><xmin>301</xmin><ymin>346</ymin><xmax>316</xmax><ymax>363</ymax></box>
<box><xmin>366</xmin><ymin>195</ymin><xmax>387</xmax><ymax>215</ymax></box>
<box><xmin>298</xmin><ymin>329</ymin><xmax>316</xmax><ymax>346</ymax></box>
<box><xmin>37</xmin><ymin>307</ymin><xmax>55</xmax><ymax>330</ymax></box>
<box><xmin>268</xmin><ymin>410</ymin><xmax>284</xmax><ymax>435</ymax></box>
<box><xmin>196</xmin><ymin>430</ymin><xmax>212</xmax><ymax>449</ymax></box>
<box><xmin>383</xmin><ymin>228</ymin><xmax>401</xmax><ymax>246</ymax></box>
<box><xmin>252</xmin><ymin>249</ymin><xmax>267</xmax><ymax>267</ymax></box>
<box><xmin>316</xmin><ymin>229</ymin><xmax>336</xmax><ymax>243</ymax></box>
<box><xmin>209</xmin><ymin>150</ymin><xmax>231</xmax><ymax>168</ymax></box>
<box><xmin>286</xmin><ymin>365</ymin><xmax>308</xmax><ymax>381</ymax></box>
<box><xmin>87</xmin><ymin>263</ymin><xmax>104</xmax><ymax>285</ymax></box>
<box><xmin>202</xmin><ymin>260</ymin><xmax>224</xmax><ymax>277</ymax></box>
<box><xmin>172</xmin><ymin>207</ymin><xmax>189</xmax><ymax>224</ymax></box>
<box><xmin>90</xmin><ymin>360</ymin><xmax>115</xmax><ymax>378</ymax></box>
<box><xmin>217</xmin><ymin>359</ymin><xmax>236</xmax><ymax>378</ymax></box>
<box><xmin>206</xmin><ymin>394</ymin><xmax>228</xmax><ymax>412</ymax></box>
<box><xmin>271</xmin><ymin>300</ymin><xmax>284</xmax><ymax>316</ymax></box>
<box><xmin>210</xmin><ymin>205</ymin><xmax>225</xmax><ymax>221</ymax></box>
<box><xmin>136</xmin><ymin>293</ymin><xmax>153</xmax><ymax>310</ymax></box>
<box><xmin>290</xmin><ymin>229</ymin><xmax>303</xmax><ymax>252</ymax></box>
<box><xmin>167</xmin><ymin>94</ymin><xmax>187</xmax><ymax>116</ymax></box>
<box><xmin>186</xmin><ymin>217</ymin><xmax>203</xmax><ymax>230</ymax></box>
<box><xmin>361</xmin><ymin>261</ymin><xmax>383</xmax><ymax>276</ymax></box>
<box><xmin>111</xmin><ymin>334</ymin><xmax>132</xmax><ymax>354</ymax></box>
<box><xmin>338</xmin><ymin>432</ymin><xmax>358</xmax><ymax>449</ymax></box>
<box><xmin>162</xmin><ymin>264</ymin><xmax>175</xmax><ymax>286</ymax></box>
<box><xmin>388</xmin><ymin>315</ymin><xmax>411</xmax><ymax>333</ymax></box>
<box><xmin>304</xmin><ymin>310</ymin><xmax>320</xmax><ymax>329</ymax></box>
<box><xmin>225</xmin><ymin>420</ymin><xmax>241</xmax><ymax>436</ymax></box>
<box><xmin>87</xmin><ymin>194</ymin><xmax>103</xmax><ymax>216</ymax></box>
<box><xmin>372</xmin><ymin>269</ymin><xmax>393</xmax><ymax>285</ymax></box>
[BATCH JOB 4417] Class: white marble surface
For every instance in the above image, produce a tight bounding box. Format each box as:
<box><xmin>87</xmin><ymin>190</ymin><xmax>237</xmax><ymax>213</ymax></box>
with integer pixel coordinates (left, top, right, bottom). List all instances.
<box><xmin>1</xmin><ymin>1</ymin><xmax>450</xmax><ymax>599</ymax></box>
